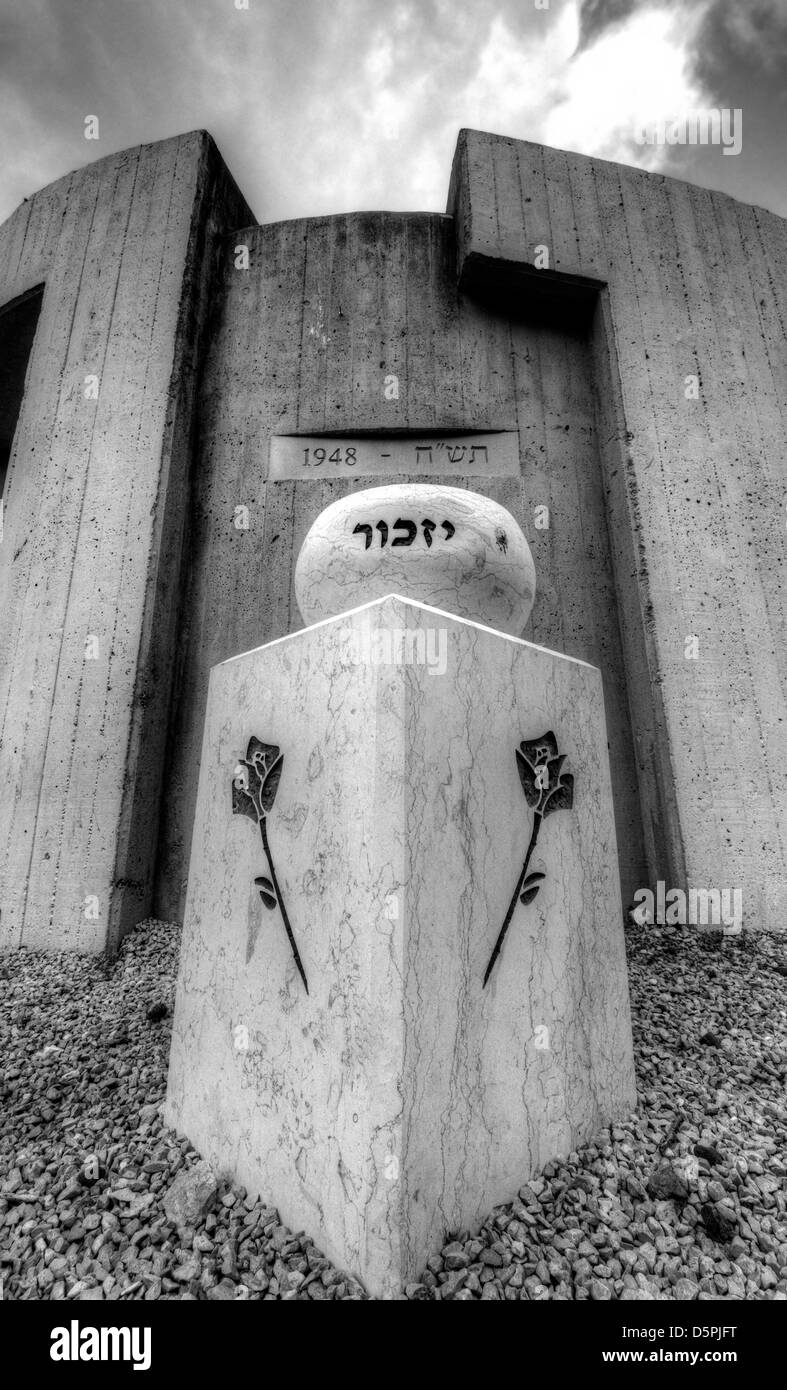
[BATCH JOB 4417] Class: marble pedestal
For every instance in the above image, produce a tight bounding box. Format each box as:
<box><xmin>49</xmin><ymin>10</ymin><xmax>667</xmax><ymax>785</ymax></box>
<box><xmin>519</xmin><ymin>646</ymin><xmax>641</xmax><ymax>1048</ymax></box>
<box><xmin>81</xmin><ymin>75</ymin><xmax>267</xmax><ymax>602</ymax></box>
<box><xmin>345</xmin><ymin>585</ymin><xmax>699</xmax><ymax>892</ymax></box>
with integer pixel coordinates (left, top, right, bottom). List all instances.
<box><xmin>165</xmin><ymin>595</ymin><xmax>635</xmax><ymax>1298</ymax></box>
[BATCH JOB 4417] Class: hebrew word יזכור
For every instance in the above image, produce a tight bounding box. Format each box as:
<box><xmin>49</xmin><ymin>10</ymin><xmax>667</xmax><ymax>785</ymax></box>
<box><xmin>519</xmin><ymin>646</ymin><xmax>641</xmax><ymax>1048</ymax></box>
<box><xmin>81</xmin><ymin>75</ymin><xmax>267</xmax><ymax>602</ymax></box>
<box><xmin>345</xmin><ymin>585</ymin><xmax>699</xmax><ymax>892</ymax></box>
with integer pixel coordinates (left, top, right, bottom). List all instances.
<box><xmin>352</xmin><ymin>518</ymin><xmax>456</xmax><ymax>549</ymax></box>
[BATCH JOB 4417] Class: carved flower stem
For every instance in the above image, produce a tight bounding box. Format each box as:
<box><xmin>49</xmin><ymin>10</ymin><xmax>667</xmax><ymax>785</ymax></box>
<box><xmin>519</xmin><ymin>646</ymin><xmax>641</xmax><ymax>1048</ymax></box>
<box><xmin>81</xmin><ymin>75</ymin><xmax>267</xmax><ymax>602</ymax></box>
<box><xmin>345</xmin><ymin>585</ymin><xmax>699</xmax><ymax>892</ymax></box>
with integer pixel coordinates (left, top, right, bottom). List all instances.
<box><xmin>259</xmin><ymin>817</ymin><xmax>309</xmax><ymax>994</ymax></box>
<box><xmin>483</xmin><ymin>813</ymin><xmax>542</xmax><ymax>988</ymax></box>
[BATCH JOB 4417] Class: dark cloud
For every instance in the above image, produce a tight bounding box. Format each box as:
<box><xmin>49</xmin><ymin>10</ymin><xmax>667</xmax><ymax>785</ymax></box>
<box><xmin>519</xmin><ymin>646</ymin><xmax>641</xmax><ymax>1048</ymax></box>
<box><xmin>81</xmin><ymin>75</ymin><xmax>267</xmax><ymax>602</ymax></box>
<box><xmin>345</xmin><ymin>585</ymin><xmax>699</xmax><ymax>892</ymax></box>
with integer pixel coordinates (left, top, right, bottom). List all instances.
<box><xmin>576</xmin><ymin>0</ymin><xmax>787</xmax><ymax>214</ymax></box>
<box><xmin>577</xmin><ymin>0</ymin><xmax>643</xmax><ymax>49</ymax></box>
<box><xmin>674</xmin><ymin>0</ymin><xmax>787</xmax><ymax>211</ymax></box>
<box><xmin>578</xmin><ymin>0</ymin><xmax>787</xmax><ymax>86</ymax></box>
<box><xmin>693</xmin><ymin>0</ymin><xmax>787</xmax><ymax>88</ymax></box>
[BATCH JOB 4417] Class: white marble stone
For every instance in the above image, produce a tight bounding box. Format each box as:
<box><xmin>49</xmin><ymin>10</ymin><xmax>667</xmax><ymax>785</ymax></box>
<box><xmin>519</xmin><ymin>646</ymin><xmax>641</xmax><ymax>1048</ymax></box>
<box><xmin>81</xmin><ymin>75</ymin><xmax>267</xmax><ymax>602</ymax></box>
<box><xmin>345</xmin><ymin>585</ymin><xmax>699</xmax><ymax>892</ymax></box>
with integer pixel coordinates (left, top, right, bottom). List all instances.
<box><xmin>293</xmin><ymin>484</ymin><xmax>536</xmax><ymax>635</ymax></box>
<box><xmin>165</xmin><ymin>596</ymin><xmax>635</xmax><ymax>1298</ymax></box>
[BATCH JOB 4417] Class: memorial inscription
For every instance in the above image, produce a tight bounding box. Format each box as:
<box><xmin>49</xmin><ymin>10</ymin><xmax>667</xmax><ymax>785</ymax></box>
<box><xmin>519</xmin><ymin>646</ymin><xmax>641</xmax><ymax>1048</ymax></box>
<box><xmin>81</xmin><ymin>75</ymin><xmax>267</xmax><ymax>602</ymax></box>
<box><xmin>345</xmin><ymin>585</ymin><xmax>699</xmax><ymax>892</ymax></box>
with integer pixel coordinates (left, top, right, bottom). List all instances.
<box><xmin>352</xmin><ymin>518</ymin><xmax>456</xmax><ymax>549</ymax></box>
<box><xmin>269</xmin><ymin>432</ymin><xmax>520</xmax><ymax>480</ymax></box>
<box><xmin>294</xmin><ymin>483</ymin><xmax>536</xmax><ymax>634</ymax></box>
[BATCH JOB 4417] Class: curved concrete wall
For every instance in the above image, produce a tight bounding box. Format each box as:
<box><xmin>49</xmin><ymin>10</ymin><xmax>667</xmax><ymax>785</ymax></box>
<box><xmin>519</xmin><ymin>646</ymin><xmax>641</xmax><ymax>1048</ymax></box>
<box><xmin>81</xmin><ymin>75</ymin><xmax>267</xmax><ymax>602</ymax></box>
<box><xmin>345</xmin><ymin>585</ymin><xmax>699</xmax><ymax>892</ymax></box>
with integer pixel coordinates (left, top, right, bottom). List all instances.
<box><xmin>155</xmin><ymin>211</ymin><xmax>646</xmax><ymax>920</ymax></box>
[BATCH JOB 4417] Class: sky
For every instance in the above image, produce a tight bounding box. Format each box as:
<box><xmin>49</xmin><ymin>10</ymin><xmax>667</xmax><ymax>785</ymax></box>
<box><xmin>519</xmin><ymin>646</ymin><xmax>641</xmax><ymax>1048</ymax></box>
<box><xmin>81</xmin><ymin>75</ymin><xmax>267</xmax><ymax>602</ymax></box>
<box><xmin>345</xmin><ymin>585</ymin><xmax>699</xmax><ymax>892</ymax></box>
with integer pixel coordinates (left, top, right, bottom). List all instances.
<box><xmin>0</xmin><ymin>0</ymin><xmax>785</xmax><ymax>228</ymax></box>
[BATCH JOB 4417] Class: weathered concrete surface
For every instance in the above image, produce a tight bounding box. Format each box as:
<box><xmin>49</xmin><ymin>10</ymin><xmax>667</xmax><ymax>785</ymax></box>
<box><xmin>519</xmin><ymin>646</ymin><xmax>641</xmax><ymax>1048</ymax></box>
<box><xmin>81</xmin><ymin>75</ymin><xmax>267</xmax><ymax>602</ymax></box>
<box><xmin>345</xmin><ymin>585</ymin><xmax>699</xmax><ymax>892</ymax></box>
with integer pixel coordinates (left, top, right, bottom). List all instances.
<box><xmin>165</xmin><ymin>596</ymin><xmax>635</xmax><ymax>1298</ymax></box>
<box><xmin>0</xmin><ymin>132</ymin><xmax>253</xmax><ymax>951</ymax></box>
<box><xmin>158</xmin><ymin>210</ymin><xmax>645</xmax><ymax>923</ymax></box>
<box><xmin>448</xmin><ymin>129</ymin><xmax>787</xmax><ymax>930</ymax></box>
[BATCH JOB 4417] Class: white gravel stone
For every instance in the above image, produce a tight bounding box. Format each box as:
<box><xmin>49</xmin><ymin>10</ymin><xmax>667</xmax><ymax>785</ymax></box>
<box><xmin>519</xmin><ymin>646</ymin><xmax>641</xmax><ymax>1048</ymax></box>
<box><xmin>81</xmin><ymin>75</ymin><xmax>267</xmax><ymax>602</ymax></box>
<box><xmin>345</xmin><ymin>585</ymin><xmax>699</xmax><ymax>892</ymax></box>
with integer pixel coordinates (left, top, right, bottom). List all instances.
<box><xmin>1</xmin><ymin>919</ymin><xmax>785</xmax><ymax>1300</ymax></box>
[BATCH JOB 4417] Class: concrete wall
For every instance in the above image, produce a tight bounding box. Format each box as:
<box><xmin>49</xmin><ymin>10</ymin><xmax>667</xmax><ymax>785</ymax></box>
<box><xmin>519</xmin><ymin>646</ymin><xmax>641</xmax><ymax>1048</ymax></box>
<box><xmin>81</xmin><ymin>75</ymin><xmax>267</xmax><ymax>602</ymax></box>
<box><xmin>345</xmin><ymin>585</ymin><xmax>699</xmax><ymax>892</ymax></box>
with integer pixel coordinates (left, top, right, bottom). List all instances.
<box><xmin>0</xmin><ymin>132</ymin><xmax>253</xmax><ymax>951</ymax></box>
<box><xmin>3</xmin><ymin>125</ymin><xmax>784</xmax><ymax>947</ymax></box>
<box><xmin>449</xmin><ymin>129</ymin><xmax>787</xmax><ymax>928</ymax></box>
<box><xmin>155</xmin><ymin>212</ymin><xmax>647</xmax><ymax>921</ymax></box>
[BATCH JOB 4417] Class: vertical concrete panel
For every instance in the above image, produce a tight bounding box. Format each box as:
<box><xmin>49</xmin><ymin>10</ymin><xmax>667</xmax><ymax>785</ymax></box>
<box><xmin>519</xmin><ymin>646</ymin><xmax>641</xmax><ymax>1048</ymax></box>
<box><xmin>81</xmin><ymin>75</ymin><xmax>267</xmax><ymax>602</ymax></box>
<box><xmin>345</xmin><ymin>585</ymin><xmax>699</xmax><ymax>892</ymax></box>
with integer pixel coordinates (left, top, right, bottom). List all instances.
<box><xmin>590</xmin><ymin>291</ymin><xmax>686</xmax><ymax>890</ymax></box>
<box><xmin>610</xmin><ymin>165</ymin><xmax>721</xmax><ymax>889</ymax></box>
<box><xmin>350</xmin><ymin>214</ymin><xmax>393</xmax><ymax>427</ymax></box>
<box><xmin>0</xmin><ymin>132</ymin><xmax>253</xmax><ymax>951</ymax></box>
<box><xmin>515</xmin><ymin>318</ymin><xmax>646</xmax><ymax>904</ymax></box>
<box><xmin>450</xmin><ymin>128</ymin><xmax>787</xmax><ymax>926</ymax></box>
<box><xmin>660</xmin><ymin>179</ymin><xmax>783</xmax><ymax>908</ymax></box>
<box><xmin>404</xmin><ymin>216</ymin><xmax>440</xmax><ymax>426</ymax></box>
<box><xmin>23</xmin><ymin>148</ymin><xmax>151</xmax><ymax>944</ymax></box>
<box><xmin>109</xmin><ymin>158</ymin><xmax>254</xmax><ymax>950</ymax></box>
<box><xmin>0</xmin><ymin>161</ymin><xmax>108</xmax><ymax>947</ymax></box>
<box><xmin>152</xmin><ymin>219</ymin><xmax>304</xmax><ymax>913</ymax></box>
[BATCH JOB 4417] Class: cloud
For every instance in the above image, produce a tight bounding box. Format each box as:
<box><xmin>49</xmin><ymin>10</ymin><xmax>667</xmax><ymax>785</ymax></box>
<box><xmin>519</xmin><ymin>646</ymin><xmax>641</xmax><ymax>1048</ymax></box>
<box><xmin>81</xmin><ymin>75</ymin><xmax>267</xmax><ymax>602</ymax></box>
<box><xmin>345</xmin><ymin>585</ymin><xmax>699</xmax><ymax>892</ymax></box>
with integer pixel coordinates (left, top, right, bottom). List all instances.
<box><xmin>578</xmin><ymin>0</ymin><xmax>787</xmax><ymax>84</ymax></box>
<box><xmin>573</xmin><ymin>0</ymin><xmax>787</xmax><ymax>212</ymax></box>
<box><xmin>0</xmin><ymin>0</ymin><xmax>783</xmax><ymax>232</ymax></box>
<box><xmin>545</xmin><ymin>5</ymin><xmax>708</xmax><ymax>166</ymax></box>
<box><xmin>690</xmin><ymin>0</ymin><xmax>787</xmax><ymax>91</ymax></box>
<box><xmin>577</xmin><ymin>0</ymin><xmax>654</xmax><ymax>48</ymax></box>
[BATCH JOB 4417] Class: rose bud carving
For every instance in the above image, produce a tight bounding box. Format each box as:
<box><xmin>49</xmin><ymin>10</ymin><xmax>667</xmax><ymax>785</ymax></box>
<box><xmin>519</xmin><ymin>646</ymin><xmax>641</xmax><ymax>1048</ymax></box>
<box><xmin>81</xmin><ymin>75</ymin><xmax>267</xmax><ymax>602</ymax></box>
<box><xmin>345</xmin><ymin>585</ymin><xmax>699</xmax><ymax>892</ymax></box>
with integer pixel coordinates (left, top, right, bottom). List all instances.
<box><xmin>484</xmin><ymin>731</ymin><xmax>574</xmax><ymax>987</ymax></box>
<box><xmin>232</xmin><ymin>737</ymin><xmax>308</xmax><ymax>993</ymax></box>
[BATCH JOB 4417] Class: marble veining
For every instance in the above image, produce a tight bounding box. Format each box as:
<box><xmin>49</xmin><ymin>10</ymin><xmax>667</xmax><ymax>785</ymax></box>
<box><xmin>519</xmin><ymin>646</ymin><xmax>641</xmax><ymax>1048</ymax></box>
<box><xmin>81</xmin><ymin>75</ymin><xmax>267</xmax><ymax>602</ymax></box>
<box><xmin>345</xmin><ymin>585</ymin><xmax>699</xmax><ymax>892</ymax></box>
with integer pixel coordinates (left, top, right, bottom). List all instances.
<box><xmin>165</xmin><ymin>596</ymin><xmax>635</xmax><ymax>1298</ymax></box>
<box><xmin>294</xmin><ymin>484</ymin><xmax>536</xmax><ymax>636</ymax></box>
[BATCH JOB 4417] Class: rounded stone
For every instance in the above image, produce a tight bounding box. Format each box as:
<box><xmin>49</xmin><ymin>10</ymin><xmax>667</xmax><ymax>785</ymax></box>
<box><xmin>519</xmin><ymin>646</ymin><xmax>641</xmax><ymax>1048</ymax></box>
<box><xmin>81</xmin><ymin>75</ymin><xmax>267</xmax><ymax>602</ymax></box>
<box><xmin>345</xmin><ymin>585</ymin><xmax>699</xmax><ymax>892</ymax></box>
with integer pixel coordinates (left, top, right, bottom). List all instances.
<box><xmin>294</xmin><ymin>484</ymin><xmax>536</xmax><ymax>635</ymax></box>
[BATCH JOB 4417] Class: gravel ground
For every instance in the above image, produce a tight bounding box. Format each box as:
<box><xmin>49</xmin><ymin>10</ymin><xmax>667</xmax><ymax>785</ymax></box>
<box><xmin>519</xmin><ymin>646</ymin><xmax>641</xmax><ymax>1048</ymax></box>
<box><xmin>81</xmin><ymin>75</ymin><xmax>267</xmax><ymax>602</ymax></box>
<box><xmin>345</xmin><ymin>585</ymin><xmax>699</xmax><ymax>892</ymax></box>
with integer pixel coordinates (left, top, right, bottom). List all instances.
<box><xmin>1</xmin><ymin>919</ymin><xmax>785</xmax><ymax>1301</ymax></box>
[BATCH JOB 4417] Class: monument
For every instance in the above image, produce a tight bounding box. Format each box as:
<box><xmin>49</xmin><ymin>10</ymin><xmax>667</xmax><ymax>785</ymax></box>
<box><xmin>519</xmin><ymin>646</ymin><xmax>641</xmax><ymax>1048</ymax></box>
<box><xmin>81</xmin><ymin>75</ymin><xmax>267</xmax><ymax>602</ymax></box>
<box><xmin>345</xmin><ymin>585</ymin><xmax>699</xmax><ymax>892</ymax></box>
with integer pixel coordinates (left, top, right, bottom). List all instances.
<box><xmin>1</xmin><ymin>128</ymin><xmax>785</xmax><ymax>955</ymax></box>
<box><xmin>165</xmin><ymin>483</ymin><xmax>636</xmax><ymax>1298</ymax></box>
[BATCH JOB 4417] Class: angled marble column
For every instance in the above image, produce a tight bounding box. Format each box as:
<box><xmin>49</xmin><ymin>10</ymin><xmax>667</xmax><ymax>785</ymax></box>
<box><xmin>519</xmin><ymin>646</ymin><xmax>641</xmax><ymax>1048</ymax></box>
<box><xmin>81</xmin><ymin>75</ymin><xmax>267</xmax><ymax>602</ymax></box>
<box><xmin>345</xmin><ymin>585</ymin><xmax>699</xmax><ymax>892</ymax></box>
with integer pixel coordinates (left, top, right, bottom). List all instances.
<box><xmin>165</xmin><ymin>594</ymin><xmax>635</xmax><ymax>1298</ymax></box>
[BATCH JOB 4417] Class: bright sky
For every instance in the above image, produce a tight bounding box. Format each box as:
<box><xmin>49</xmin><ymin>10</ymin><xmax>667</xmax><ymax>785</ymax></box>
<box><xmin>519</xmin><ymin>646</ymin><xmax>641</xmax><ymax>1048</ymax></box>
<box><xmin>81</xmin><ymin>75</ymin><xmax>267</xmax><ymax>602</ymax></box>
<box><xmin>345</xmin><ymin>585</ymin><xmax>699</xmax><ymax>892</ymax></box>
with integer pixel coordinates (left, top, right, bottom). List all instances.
<box><xmin>0</xmin><ymin>0</ymin><xmax>784</xmax><ymax>226</ymax></box>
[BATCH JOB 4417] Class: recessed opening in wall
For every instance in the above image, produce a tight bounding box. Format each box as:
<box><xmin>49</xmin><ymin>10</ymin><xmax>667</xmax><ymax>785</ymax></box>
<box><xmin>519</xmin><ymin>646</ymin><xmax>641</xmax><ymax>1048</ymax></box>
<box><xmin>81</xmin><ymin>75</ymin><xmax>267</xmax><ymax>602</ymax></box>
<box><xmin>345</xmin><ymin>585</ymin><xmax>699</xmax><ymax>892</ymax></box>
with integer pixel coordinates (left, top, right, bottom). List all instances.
<box><xmin>0</xmin><ymin>284</ymin><xmax>44</xmax><ymax>498</ymax></box>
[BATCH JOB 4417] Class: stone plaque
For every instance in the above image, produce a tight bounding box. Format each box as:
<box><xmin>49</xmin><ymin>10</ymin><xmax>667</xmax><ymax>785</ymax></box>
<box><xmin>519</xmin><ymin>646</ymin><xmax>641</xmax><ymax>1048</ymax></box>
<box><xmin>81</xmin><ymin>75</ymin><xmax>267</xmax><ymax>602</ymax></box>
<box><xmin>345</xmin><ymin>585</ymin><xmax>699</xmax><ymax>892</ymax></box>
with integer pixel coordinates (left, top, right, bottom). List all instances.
<box><xmin>268</xmin><ymin>432</ymin><xmax>520</xmax><ymax>479</ymax></box>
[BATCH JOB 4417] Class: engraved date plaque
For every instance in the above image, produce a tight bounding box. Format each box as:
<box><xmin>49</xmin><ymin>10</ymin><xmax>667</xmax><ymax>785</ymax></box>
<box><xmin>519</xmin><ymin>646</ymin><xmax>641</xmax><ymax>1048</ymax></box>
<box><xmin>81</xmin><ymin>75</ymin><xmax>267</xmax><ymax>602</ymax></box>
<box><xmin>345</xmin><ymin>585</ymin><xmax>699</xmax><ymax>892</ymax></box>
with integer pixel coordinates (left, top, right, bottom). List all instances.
<box><xmin>268</xmin><ymin>432</ymin><xmax>520</xmax><ymax>480</ymax></box>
